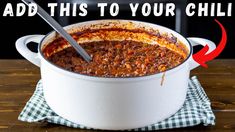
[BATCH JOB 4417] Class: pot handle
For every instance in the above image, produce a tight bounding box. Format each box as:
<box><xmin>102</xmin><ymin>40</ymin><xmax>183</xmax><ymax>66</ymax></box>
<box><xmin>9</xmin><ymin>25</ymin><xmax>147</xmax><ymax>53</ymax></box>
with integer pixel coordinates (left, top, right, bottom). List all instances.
<box><xmin>187</xmin><ymin>37</ymin><xmax>216</xmax><ymax>70</ymax></box>
<box><xmin>16</xmin><ymin>35</ymin><xmax>45</xmax><ymax>67</ymax></box>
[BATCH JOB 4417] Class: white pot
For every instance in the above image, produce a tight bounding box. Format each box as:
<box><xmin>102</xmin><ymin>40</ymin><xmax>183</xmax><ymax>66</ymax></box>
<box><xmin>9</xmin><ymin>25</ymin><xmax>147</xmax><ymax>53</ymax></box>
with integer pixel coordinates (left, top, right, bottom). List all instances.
<box><xmin>16</xmin><ymin>20</ymin><xmax>216</xmax><ymax>130</ymax></box>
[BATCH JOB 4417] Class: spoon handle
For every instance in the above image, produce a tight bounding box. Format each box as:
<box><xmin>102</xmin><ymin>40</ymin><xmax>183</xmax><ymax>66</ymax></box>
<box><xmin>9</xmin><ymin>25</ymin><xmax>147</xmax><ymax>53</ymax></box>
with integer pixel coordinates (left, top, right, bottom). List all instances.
<box><xmin>22</xmin><ymin>0</ymin><xmax>92</xmax><ymax>62</ymax></box>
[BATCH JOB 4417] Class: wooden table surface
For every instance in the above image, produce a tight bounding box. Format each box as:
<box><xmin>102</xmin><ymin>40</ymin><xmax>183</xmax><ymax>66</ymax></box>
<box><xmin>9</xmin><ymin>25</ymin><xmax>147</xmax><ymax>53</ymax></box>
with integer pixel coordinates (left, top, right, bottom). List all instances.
<box><xmin>0</xmin><ymin>59</ymin><xmax>235</xmax><ymax>131</ymax></box>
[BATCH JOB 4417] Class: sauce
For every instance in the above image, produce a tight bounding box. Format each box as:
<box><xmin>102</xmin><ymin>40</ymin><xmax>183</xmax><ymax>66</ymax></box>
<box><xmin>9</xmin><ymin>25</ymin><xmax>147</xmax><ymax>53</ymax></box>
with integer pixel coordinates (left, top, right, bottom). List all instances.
<box><xmin>45</xmin><ymin>40</ymin><xmax>185</xmax><ymax>77</ymax></box>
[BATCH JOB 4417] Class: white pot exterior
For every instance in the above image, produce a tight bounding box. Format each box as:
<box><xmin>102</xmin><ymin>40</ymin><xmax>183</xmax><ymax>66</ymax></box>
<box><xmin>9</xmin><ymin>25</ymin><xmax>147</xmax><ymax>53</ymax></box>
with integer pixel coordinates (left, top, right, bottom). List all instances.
<box><xmin>16</xmin><ymin>20</ymin><xmax>216</xmax><ymax>130</ymax></box>
<box><xmin>41</xmin><ymin>58</ymin><xmax>189</xmax><ymax>130</ymax></box>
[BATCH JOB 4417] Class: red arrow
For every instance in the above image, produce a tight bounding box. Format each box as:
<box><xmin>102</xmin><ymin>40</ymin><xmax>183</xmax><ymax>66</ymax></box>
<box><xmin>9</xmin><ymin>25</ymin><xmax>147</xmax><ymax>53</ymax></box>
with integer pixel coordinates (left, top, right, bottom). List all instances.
<box><xmin>193</xmin><ymin>19</ymin><xmax>227</xmax><ymax>68</ymax></box>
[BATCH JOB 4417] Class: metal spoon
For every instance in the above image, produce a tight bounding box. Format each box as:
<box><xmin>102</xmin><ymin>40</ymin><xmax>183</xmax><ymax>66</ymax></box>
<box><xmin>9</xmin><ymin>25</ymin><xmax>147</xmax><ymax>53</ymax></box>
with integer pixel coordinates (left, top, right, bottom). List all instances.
<box><xmin>22</xmin><ymin>0</ymin><xmax>92</xmax><ymax>62</ymax></box>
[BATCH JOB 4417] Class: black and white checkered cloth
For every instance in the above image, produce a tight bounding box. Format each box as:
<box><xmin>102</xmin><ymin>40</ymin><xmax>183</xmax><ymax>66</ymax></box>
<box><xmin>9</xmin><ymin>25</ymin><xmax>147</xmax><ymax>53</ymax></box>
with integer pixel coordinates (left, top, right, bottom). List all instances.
<box><xmin>18</xmin><ymin>76</ymin><xmax>215</xmax><ymax>130</ymax></box>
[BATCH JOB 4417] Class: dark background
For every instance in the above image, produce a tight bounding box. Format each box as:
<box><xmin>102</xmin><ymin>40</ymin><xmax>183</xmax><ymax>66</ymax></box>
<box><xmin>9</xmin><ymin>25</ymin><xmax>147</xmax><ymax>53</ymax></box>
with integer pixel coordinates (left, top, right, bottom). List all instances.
<box><xmin>0</xmin><ymin>0</ymin><xmax>234</xmax><ymax>59</ymax></box>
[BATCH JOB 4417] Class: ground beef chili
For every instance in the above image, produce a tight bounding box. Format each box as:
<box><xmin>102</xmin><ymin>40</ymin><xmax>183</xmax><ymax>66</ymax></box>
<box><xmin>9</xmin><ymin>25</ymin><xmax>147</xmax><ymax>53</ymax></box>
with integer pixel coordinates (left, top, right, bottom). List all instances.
<box><xmin>45</xmin><ymin>40</ymin><xmax>185</xmax><ymax>77</ymax></box>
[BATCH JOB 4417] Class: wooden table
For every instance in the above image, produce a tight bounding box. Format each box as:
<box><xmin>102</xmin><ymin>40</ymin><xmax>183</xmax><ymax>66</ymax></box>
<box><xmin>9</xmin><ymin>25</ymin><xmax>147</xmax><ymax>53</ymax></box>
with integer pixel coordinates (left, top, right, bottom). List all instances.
<box><xmin>0</xmin><ymin>59</ymin><xmax>234</xmax><ymax>131</ymax></box>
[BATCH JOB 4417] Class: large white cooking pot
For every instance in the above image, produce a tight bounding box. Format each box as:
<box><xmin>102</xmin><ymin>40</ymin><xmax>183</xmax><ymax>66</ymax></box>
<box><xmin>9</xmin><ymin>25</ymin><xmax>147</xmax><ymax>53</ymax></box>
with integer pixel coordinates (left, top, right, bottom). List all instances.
<box><xmin>16</xmin><ymin>20</ymin><xmax>216</xmax><ymax>130</ymax></box>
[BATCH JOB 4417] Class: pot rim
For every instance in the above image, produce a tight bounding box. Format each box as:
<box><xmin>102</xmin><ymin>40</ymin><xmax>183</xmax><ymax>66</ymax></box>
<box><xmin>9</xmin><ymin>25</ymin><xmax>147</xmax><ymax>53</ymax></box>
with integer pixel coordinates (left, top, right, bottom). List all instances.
<box><xmin>38</xmin><ymin>19</ymin><xmax>193</xmax><ymax>80</ymax></box>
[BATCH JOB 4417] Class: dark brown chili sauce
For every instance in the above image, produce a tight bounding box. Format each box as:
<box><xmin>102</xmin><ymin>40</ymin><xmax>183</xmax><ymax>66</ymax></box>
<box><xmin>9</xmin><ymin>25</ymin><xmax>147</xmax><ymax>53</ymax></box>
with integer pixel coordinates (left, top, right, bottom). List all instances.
<box><xmin>43</xmin><ymin>29</ymin><xmax>186</xmax><ymax>77</ymax></box>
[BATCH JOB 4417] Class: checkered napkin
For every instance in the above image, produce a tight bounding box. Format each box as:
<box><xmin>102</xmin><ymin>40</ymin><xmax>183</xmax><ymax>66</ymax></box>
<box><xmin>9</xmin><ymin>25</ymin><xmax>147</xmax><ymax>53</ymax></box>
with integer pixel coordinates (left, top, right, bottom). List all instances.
<box><xmin>18</xmin><ymin>76</ymin><xmax>215</xmax><ymax>130</ymax></box>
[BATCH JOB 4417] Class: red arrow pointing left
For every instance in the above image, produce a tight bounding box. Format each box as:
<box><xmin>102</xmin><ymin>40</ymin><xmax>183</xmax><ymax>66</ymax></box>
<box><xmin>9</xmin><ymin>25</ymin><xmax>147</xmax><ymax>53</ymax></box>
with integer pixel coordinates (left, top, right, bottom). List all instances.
<box><xmin>193</xmin><ymin>19</ymin><xmax>227</xmax><ymax>68</ymax></box>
